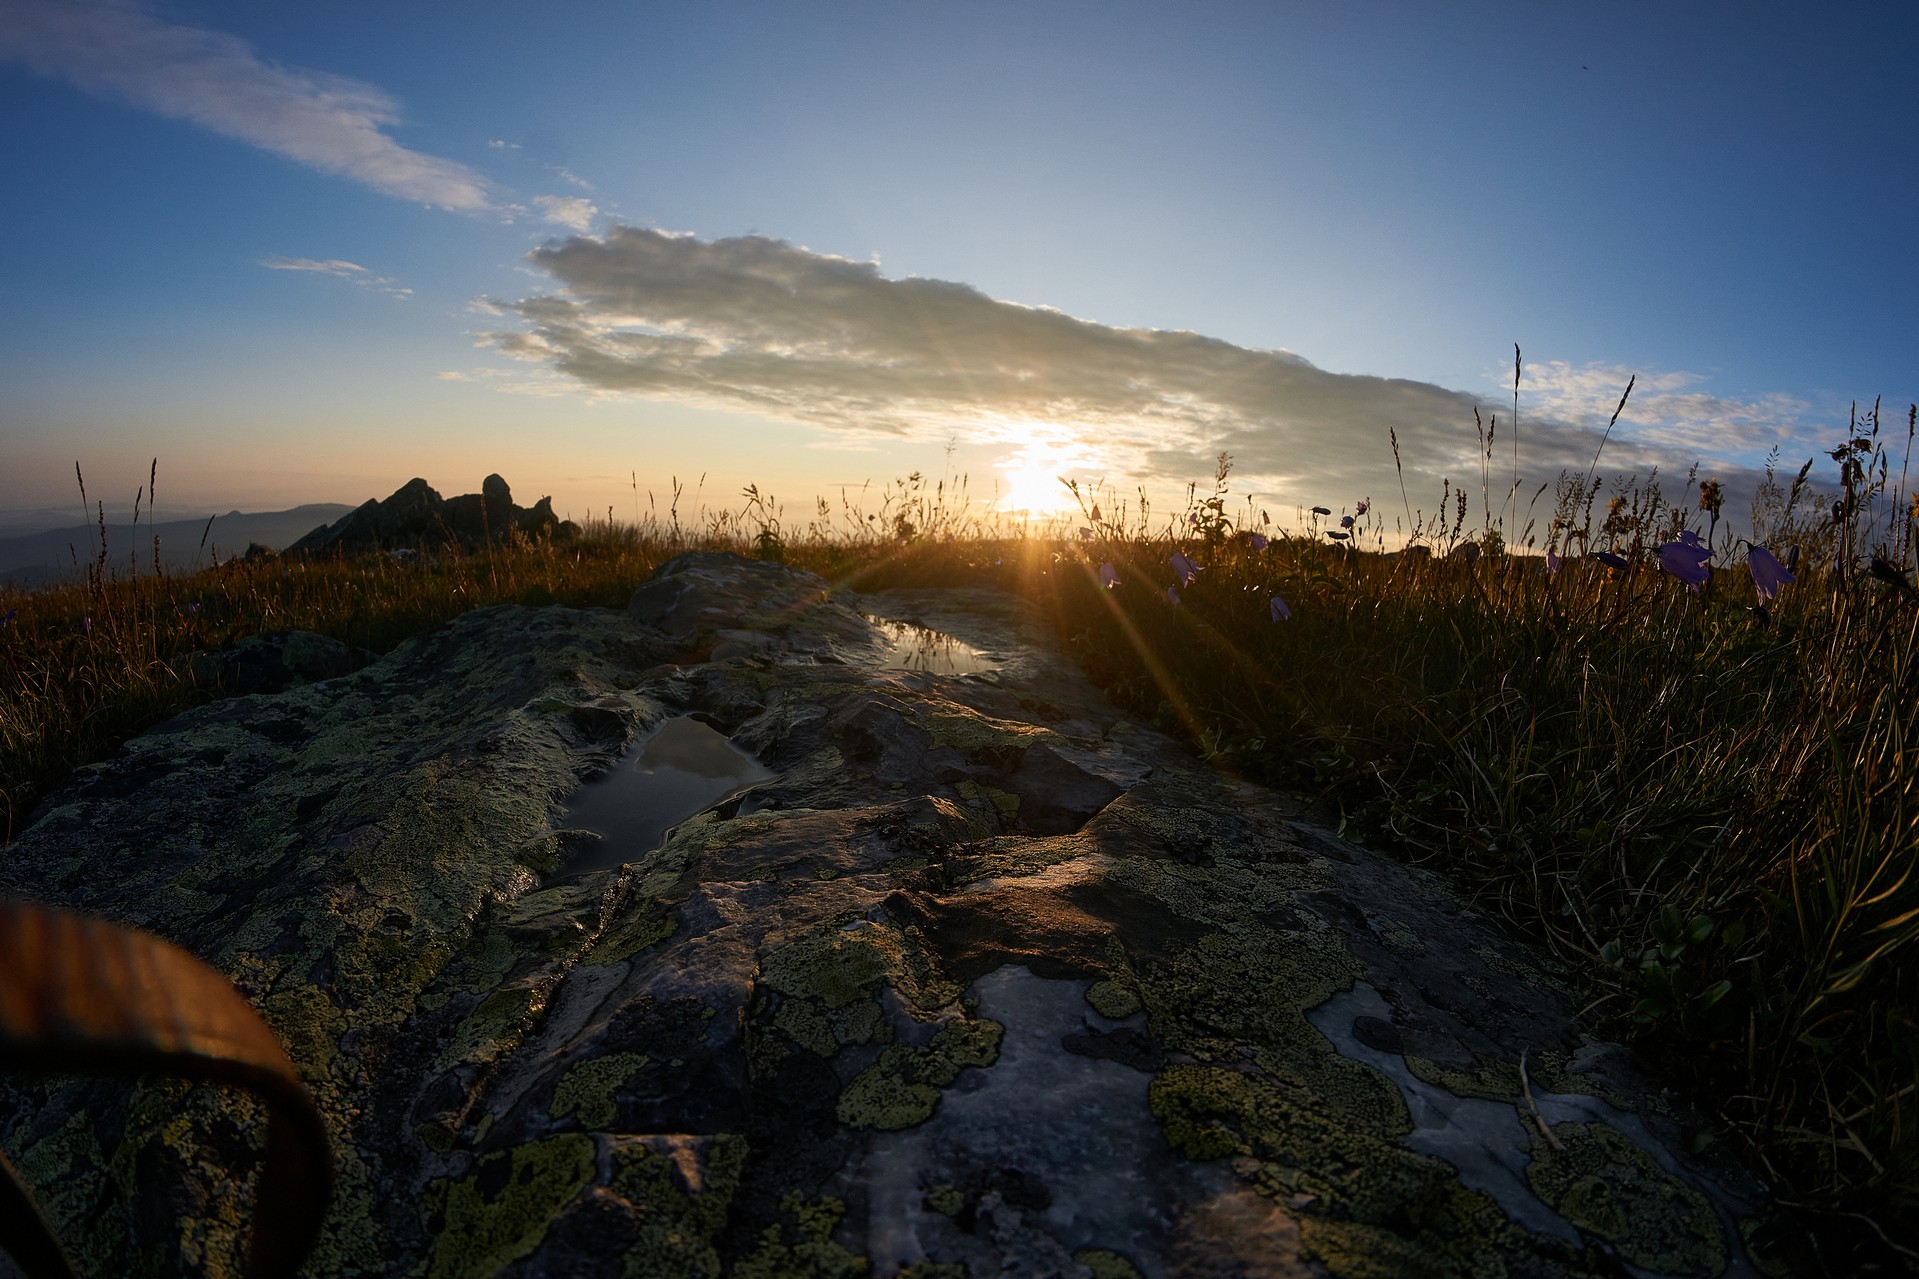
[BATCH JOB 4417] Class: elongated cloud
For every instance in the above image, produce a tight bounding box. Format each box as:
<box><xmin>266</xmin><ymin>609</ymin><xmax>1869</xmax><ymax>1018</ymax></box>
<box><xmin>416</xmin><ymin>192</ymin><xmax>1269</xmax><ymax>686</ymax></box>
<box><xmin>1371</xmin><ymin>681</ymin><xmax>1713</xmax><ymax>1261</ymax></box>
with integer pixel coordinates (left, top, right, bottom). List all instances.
<box><xmin>0</xmin><ymin>0</ymin><xmax>490</xmax><ymax>210</ymax></box>
<box><xmin>489</xmin><ymin>227</ymin><xmax>1813</xmax><ymax>515</ymax></box>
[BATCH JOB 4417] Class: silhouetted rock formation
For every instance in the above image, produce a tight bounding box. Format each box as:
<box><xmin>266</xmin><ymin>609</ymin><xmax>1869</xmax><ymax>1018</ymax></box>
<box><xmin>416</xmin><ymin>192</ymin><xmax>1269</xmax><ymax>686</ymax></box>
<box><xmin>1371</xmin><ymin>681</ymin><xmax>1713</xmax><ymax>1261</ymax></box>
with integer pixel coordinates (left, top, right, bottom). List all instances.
<box><xmin>287</xmin><ymin>474</ymin><xmax>578</xmax><ymax>556</ymax></box>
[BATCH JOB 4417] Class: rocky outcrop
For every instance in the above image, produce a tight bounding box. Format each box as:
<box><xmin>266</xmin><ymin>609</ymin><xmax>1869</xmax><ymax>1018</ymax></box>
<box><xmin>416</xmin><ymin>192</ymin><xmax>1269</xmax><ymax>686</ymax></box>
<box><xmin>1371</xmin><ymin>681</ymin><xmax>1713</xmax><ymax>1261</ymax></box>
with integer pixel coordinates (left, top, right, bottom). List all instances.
<box><xmin>0</xmin><ymin>553</ymin><xmax>1786</xmax><ymax>1278</ymax></box>
<box><xmin>287</xmin><ymin>475</ymin><xmax>578</xmax><ymax>556</ymax></box>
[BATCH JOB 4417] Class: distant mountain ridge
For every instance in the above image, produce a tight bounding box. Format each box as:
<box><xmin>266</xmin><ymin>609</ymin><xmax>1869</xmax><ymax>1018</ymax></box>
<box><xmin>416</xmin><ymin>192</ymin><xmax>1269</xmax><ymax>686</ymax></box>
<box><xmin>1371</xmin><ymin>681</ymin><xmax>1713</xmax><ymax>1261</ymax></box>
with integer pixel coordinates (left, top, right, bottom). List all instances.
<box><xmin>0</xmin><ymin>503</ymin><xmax>356</xmax><ymax>589</ymax></box>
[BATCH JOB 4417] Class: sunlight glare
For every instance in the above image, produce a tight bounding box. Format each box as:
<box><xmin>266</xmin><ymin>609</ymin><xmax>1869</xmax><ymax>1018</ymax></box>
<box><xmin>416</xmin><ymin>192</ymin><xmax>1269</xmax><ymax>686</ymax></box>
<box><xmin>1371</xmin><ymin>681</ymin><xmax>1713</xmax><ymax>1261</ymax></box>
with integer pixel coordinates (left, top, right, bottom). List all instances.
<box><xmin>993</xmin><ymin>432</ymin><xmax>1091</xmax><ymax>516</ymax></box>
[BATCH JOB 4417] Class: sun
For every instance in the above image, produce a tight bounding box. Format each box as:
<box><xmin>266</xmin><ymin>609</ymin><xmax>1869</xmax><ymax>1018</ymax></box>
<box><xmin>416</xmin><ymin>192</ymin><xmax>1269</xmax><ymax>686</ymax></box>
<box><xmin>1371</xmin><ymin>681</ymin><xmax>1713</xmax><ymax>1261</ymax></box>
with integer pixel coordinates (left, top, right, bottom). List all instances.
<box><xmin>994</xmin><ymin>436</ymin><xmax>1085</xmax><ymax>516</ymax></box>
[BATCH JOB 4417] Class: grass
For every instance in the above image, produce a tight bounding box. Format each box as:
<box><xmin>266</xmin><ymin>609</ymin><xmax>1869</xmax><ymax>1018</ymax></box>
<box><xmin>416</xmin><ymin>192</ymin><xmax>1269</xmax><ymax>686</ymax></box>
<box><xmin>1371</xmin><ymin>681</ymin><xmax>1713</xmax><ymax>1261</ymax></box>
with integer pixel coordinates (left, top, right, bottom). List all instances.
<box><xmin>4</xmin><ymin>407</ymin><xmax>1917</xmax><ymax>1269</ymax></box>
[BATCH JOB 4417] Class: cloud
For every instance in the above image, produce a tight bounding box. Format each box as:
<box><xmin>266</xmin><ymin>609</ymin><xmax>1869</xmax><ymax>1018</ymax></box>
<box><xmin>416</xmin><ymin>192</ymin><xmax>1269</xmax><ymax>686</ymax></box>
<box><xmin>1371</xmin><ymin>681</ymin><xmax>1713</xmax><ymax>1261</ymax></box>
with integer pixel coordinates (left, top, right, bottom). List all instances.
<box><xmin>488</xmin><ymin>226</ymin><xmax>1820</xmax><ymax>520</ymax></box>
<box><xmin>0</xmin><ymin>0</ymin><xmax>490</xmax><ymax>210</ymax></box>
<box><xmin>487</xmin><ymin>139</ymin><xmax>520</xmax><ymax>150</ymax></box>
<box><xmin>260</xmin><ymin>254</ymin><xmax>410</xmax><ymax>298</ymax></box>
<box><xmin>534</xmin><ymin>195</ymin><xmax>598</xmax><ymax>231</ymax></box>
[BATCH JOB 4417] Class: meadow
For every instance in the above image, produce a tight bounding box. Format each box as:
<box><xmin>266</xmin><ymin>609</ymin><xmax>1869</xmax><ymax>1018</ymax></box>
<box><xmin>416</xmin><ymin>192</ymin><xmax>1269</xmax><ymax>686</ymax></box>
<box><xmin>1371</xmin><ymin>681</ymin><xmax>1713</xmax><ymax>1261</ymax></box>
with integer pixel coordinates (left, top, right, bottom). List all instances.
<box><xmin>2</xmin><ymin>408</ymin><xmax>1915</xmax><ymax>1267</ymax></box>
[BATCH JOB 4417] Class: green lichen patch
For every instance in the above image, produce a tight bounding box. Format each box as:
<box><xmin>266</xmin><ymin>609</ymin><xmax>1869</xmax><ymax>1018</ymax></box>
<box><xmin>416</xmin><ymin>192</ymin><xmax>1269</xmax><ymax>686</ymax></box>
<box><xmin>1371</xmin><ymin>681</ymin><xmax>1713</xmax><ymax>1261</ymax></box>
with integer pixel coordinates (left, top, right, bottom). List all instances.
<box><xmin>923</xmin><ymin>1183</ymin><xmax>965</xmax><ymax>1216</ymax></box>
<box><xmin>919</xmin><ymin>706</ymin><xmax>1058</xmax><ymax>758</ymax></box>
<box><xmin>1405</xmin><ymin>1055</ymin><xmax>1522</xmax><ymax>1103</ymax></box>
<box><xmin>1085</xmin><ymin>977</ymin><xmax>1142</xmax><ymax>1020</ymax></box>
<box><xmin>1525</xmin><ymin>1122</ymin><xmax>1727</xmax><ymax>1277</ymax></box>
<box><xmin>606</xmin><ymin>1133</ymin><xmax>748</xmax><ymax>1279</ymax></box>
<box><xmin>550</xmin><ymin>1051</ymin><xmax>651</xmax><ymax>1128</ymax></box>
<box><xmin>732</xmin><ymin>1193</ymin><xmax>869</xmax><ymax>1279</ymax></box>
<box><xmin>423</xmin><ymin>1134</ymin><xmax>597</xmax><ymax>1279</ymax></box>
<box><xmin>759</xmin><ymin>921</ymin><xmax>961</xmax><ymax>1014</ymax></box>
<box><xmin>1150</xmin><ymin>1064</ymin><xmax>1517</xmax><ymax>1278</ymax></box>
<box><xmin>584</xmin><ymin>906</ymin><xmax>678</xmax><ymax>967</ymax></box>
<box><xmin>435</xmin><ymin>984</ymin><xmax>540</xmax><ymax>1072</ymax></box>
<box><xmin>837</xmin><ymin>1018</ymin><xmax>1005</xmax><ymax>1131</ymax></box>
<box><xmin>1074</xmin><ymin>1248</ymin><xmax>1145</xmax><ymax>1279</ymax></box>
<box><xmin>896</xmin><ymin>1264</ymin><xmax>966</xmax><ymax>1279</ymax></box>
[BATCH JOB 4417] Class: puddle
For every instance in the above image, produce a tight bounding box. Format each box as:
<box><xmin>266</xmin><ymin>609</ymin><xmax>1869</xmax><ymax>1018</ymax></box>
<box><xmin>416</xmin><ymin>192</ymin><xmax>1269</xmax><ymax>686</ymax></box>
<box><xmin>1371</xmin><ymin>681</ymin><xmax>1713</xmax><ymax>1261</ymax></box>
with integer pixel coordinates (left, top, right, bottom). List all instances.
<box><xmin>868</xmin><ymin>617</ymin><xmax>999</xmax><ymax>675</ymax></box>
<box><xmin>560</xmin><ymin>716</ymin><xmax>775</xmax><ymax>875</ymax></box>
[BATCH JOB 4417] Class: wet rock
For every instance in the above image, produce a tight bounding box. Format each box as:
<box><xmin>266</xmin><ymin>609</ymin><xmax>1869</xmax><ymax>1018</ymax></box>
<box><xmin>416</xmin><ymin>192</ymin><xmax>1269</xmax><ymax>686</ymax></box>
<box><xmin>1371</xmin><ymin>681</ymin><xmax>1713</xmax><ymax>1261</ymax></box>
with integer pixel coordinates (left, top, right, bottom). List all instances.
<box><xmin>0</xmin><ymin>554</ymin><xmax>1783</xmax><ymax>1278</ymax></box>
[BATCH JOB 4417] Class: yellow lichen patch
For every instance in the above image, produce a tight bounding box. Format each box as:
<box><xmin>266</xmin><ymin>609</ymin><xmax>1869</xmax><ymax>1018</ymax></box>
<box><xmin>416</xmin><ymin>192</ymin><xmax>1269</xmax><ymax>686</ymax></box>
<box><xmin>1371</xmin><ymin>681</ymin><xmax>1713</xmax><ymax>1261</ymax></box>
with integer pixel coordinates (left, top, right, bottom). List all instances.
<box><xmin>1525</xmin><ymin>1122</ymin><xmax>1726</xmax><ymax>1277</ymax></box>
<box><xmin>550</xmin><ymin>1051</ymin><xmax>650</xmax><ymax>1129</ymax></box>
<box><xmin>423</xmin><ymin>1134</ymin><xmax>597</xmax><ymax>1279</ymax></box>
<box><xmin>260</xmin><ymin>983</ymin><xmax>348</xmax><ymax>1085</ymax></box>
<box><xmin>837</xmin><ymin>1018</ymin><xmax>1004</xmax><ymax>1131</ymax></box>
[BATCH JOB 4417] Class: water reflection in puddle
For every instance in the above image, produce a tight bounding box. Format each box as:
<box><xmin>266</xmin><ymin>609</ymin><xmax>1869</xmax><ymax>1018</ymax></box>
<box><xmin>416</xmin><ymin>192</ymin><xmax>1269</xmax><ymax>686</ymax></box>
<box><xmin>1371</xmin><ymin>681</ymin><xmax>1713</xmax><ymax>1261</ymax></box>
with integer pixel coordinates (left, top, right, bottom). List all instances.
<box><xmin>868</xmin><ymin>617</ymin><xmax>999</xmax><ymax>675</ymax></box>
<box><xmin>561</xmin><ymin>716</ymin><xmax>774</xmax><ymax>875</ymax></box>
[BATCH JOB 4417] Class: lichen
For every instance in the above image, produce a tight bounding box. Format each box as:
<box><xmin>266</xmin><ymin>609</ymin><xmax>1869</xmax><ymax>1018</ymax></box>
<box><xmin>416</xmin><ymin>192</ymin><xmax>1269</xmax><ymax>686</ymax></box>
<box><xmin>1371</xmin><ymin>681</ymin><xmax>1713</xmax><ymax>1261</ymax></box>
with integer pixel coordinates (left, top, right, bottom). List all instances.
<box><xmin>759</xmin><ymin>921</ymin><xmax>960</xmax><ymax>1014</ymax></box>
<box><xmin>423</xmin><ymin>1134</ymin><xmax>596</xmax><ymax>1279</ymax></box>
<box><xmin>435</xmin><ymin>984</ymin><xmax>540</xmax><ymax>1072</ymax></box>
<box><xmin>584</xmin><ymin>907</ymin><xmax>678</xmax><ymax>967</ymax></box>
<box><xmin>1085</xmin><ymin>978</ymin><xmax>1141</xmax><ymax>1020</ymax></box>
<box><xmin>550</xmin><ymin>1051</ymin><xmax>650</xmax><ymax>1128</ymax></box>
<box><xmin>1525</xmin><ymin>1122</ymin><xmax>1726</xmax><ymax>1277</ymax></box>
<box><xmin>1405</xmin><ymin>1055</ymin><xmax>1521</xmax><ymax>1103</ymax></box>
<box><xmin>732</xmin><ymin>1193</ymin><xmax>869</xmax><ymax>1279</ymax></box>
<box><xmin>837</xmin><ymin>1018</ymin><xmax>1004</xmax><ymax>1131</ymax></box>
<box><xmin>1074</xmin><ymin>1249</ymin><xmax>1145</xmax><ymax>1279</ymax></box>
<box><xmin>606</xmin><ymin>1134</ymin><xmax>747</xmax><ymax>1279</ymax></box>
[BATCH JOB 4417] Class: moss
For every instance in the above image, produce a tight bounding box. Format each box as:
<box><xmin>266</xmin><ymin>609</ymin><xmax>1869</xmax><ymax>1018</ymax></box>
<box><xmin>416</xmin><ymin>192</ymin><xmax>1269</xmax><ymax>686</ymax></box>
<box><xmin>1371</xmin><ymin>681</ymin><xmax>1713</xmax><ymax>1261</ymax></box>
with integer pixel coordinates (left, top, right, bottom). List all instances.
<box><xmin>1299</xmin><ymin>1218</ymin><xmax>1505</xmax><ymax>1279</ymax></box>
<box><xmin>897</xmin><ymin>1264</ymin><xmax>966</xmax><ymax>1279</ymax></box>
<box><xmin>417</xmin><ymin>1122</ymin><xmax>456</xmax><ymax>1153</ymax></box>
<box><xmin>1085</xmin><ymin>978</ymin><xmax>1141</xmax><ymax>1020</ymax></box>
<box><xmin>732</xmin><ymin>1193</ymin><xmax>869</xmax><ymax>1279</ymax></box>
<box><xmin>550</xmin><ymin>1051</ymin><xmax>651</xmax><ymax>1129</ymax></box>
<box><xmin>837</xmin><ymin>1018</ymin><xmax>1004</xmax><ymax>1130</ymax></box>
<box><xmin>423</xmin><ymin>1134</ymin><xmax>596</xmax><ymax>1279</ymax></box>
<box><xmin>1525</xmin><ymin>1122</ymin><xmax>1726</xmax><ymax>1277</ymax></box>
<box><xmin>606</xmin><ymin>1134</ymin><xmax>748</xmax><ymax>1279</ymax></box>
<box><xmin>1074</xmin><ymin>1248</ymin><xmax>1145</xmax><ymax>1279</ymax></box>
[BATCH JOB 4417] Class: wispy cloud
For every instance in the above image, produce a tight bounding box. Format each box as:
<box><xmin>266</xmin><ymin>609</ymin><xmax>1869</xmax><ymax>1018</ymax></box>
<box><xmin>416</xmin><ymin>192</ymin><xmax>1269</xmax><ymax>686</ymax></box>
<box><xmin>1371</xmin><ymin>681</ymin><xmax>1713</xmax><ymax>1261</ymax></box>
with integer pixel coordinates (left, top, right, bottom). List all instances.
<box><xmin>487</xmin><ymin>227</ymin><xmax>1824</xmax><ymax>515</ymax></box>
<box><xmin>534</xmin><ymin>195</ymin><xmax>598</xmax><ymax>231</ymax></box>
<box><xmin>0</xmin><ymin>0</ymin><xmax>491</xmax><ymax>210</ymax></box>
<box><xmin>260</xmin><ymin>255</ymin><xmax>411</xmax><ymax>298</ymax></box>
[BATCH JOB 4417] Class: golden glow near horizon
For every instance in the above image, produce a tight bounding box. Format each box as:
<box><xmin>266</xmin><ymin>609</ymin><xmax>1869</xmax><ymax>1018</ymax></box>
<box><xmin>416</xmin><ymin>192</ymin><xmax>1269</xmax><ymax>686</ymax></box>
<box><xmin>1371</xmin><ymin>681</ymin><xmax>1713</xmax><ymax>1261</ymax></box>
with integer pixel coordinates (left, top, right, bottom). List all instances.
<box><xmin>991</xmin><ymin>430</ymin><xmax>1093</xmax><ymax>516</ymax></box>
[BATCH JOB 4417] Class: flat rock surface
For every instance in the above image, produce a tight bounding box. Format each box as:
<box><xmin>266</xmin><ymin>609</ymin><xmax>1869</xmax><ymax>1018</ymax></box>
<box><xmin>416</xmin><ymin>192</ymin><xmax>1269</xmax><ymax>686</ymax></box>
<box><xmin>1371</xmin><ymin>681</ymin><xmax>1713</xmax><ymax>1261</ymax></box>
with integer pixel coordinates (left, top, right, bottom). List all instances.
<box><xmin>0</xmin><ymin>552</ymin><xmax>1779</xmax><ymax>1278</ymax></box>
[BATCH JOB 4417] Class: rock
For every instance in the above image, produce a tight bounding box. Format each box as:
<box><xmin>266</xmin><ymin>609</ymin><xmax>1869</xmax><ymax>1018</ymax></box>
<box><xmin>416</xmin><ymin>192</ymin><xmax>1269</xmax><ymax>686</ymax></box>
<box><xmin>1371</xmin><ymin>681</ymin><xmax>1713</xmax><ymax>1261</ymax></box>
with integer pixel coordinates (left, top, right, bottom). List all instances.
<box><xmin>192</xmin><ymin>629</ymin><xmax>375</xmax><ymax>696</ymax></box>
<box><xmin>287</xmin><ymin>475</ymin><xmax>574</xmax><ymax>556</ymax></box>
<box><xmin>0</xmin><ymin>554</ymin><xmax>1784</xmax><ymax>1278</ymax></box>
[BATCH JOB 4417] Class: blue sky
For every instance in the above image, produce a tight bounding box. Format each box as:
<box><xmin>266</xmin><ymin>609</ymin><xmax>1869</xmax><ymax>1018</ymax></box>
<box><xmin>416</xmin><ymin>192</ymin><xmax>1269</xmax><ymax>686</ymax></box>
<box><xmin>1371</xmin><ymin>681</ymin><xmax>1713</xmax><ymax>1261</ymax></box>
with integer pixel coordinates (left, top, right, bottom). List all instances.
<box><xmin>3</xmin><ymin>0</ymin><xmax>1914</xmax><ymax>537</ymax></box>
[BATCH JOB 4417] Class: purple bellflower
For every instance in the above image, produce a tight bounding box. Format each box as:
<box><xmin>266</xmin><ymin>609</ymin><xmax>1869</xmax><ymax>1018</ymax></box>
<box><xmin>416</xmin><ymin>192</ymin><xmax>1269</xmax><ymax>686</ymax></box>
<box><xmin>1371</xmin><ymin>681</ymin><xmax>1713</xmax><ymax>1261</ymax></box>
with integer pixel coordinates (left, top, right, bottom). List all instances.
<box><xmin>1311</xmin><ymin>506</ymin><xmax>1332</xmax><ymax>516</ymax></box>
<box><xmin>1165</xmin><ymin>586</ymin><xmax>1181</xmax><ymax>605</ymax></box>
<box><xmin>1746</xmin><ymin>546</ymin><xmax>1795</xmax><ymax>602</ymax></box>
<box><xmin>1545</xmin><ymin>551</ymin><xmax>1561</xmax><ymax>575</ymax></box>
<box><xmin>1339</xmin><ymin>514</ymin><xmax>1355</xmax><ymax>529</ymax></box>
<box><xmin>1595</xmin><ymin>552</ymin><xmax>1629</xmax><ymax>571</ymax></box>
<box><xmin>1170</xmin><ymin>552</ymin><xmax>1200</xmax><ymax>586</ymax></box>
<box><xmin>1250</xmin><ymin>533</ymin><xmax>1269</xmax><ymax>551</ymax></box>
<box><xmin>1658</xmin><ymin>539</ymin><xmax>1712</xmax><ymax>589</ymax></box>
<box><xmin>1354</xmin><ymin>498</ymin><xmax>1369</xmax><ymax>516</ymax></box>
<box><xmin>1269</xmin><ymin>596</ymin><xmax>1291</xmax><ymax>622</ymax></box>
<box><xmin>1099</xmin><ymin>562</ymin><xmax>1120</xmax><ymax>589</ymax></box>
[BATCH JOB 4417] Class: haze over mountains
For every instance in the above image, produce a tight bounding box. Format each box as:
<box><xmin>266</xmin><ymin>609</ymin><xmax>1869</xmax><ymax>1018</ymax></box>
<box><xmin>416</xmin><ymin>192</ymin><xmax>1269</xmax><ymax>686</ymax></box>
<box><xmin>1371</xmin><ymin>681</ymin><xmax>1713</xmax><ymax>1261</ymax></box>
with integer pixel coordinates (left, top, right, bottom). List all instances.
<box><xmin>0</xmin><ymin>504</ymin><xmax>354</xmax><ymax>588</ymax></box>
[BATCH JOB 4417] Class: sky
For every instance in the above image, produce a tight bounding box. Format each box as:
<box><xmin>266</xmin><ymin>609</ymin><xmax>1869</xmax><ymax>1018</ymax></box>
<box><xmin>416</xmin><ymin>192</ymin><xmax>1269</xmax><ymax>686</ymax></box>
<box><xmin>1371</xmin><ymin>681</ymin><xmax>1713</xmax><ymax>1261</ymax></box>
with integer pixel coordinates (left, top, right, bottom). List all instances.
<box><xmin>3</xmin><ymin>0</ymin><xmax>1915</xmax><ymax>541</ymax></box>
